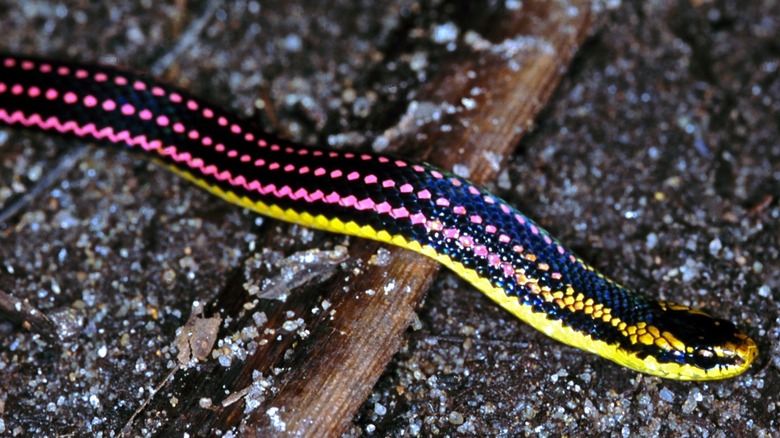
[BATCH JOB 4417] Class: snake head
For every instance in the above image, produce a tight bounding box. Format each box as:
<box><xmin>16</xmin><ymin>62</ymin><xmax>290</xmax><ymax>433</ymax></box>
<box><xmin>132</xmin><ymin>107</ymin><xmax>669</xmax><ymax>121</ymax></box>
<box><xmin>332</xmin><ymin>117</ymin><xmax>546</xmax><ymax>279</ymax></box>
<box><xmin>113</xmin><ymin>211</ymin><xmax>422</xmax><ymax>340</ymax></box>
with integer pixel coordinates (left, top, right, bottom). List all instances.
<box><xmin>643</xmin><ymin>301</ymin><xmax>758</xmax><ymax>380</ymax></box>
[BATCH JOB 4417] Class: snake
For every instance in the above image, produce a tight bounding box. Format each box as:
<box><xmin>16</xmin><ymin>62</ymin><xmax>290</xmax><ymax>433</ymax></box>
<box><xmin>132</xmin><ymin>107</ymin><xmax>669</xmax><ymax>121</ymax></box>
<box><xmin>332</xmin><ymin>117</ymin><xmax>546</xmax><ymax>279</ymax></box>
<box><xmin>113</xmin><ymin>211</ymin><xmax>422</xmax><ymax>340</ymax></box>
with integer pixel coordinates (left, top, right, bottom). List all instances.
<box><xmin>0</xmin><ymin>54</ymin><xmax>757</xmax><ymax>380</ymax></box>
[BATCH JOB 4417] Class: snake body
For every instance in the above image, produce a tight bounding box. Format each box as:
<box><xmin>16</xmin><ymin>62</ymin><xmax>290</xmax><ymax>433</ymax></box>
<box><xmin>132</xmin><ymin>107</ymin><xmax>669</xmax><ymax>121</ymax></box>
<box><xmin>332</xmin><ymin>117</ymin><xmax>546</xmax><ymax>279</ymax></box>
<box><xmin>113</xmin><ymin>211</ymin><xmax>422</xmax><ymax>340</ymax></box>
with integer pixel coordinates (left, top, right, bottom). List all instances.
<box><xmin>0</xmin><ymin>54</ymin><xmax>757</xmax><ymax>380</ymax></box>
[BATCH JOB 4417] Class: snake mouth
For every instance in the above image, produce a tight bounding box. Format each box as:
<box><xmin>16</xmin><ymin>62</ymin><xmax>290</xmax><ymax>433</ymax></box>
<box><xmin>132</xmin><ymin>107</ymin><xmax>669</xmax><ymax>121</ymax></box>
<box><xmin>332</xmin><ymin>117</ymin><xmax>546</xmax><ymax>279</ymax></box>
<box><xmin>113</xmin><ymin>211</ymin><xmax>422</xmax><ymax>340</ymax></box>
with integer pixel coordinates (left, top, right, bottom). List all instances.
<box><xmin>731</xmin><ymin>333</ymin><xmax>758</xmax><ymax>366</ymax></box>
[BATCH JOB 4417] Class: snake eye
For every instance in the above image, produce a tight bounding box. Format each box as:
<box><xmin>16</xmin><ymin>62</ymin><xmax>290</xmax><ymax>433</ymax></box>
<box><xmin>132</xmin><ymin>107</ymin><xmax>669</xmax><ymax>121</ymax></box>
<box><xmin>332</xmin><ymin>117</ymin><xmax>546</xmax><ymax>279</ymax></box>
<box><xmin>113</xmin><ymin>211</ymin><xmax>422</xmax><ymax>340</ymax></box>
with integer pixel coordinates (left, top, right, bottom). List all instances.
<box><xmin>693</xmin><ymin>347</ymin><xmax>718</xmax><ymax>370</ymax></box>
